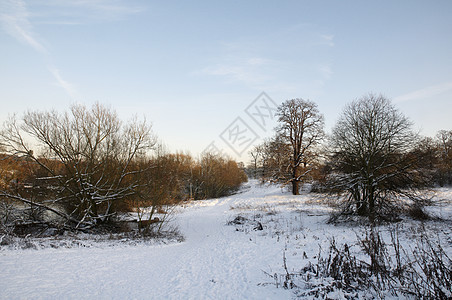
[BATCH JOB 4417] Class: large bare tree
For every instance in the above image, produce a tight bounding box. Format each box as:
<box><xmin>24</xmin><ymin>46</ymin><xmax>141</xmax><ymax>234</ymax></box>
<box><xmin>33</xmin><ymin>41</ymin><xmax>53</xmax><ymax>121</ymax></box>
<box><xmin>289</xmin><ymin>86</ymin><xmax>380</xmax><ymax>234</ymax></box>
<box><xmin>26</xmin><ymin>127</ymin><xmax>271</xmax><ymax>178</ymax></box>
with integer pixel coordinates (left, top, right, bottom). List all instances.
<box><xmin>276</xmin><ymin>99</ymin><xmax>324</xmax><ymax>195</ymax></box>
<box><xmin>0</xmin><ymin>103</ymin><xmax>155</xmax><ymax>230</ymax></box>
<box><xmin>330</xmin><ymin>94</ymin><xmax>422</xmax><ymax>220</ymax></box>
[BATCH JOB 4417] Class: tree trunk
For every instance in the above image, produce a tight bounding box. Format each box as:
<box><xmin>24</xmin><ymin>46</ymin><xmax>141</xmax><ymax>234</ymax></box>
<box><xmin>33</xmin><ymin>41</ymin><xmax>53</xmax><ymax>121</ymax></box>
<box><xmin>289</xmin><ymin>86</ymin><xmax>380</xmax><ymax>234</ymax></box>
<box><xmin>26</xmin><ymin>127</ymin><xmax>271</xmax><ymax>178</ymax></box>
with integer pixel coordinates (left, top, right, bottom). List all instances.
<box><xmin>357</xmin><ymin>201</ymin><xmax>367</xmax><ymax>216</ymax></box>
<box><xmin>292</xmin><ymin>180</ymin><xmax>299</xmax><ymax>195</ymax></box>
<box><xmin>292</xmin><ymin>166</ymin><xmax>300</xmax><ymax>195</ymax></box>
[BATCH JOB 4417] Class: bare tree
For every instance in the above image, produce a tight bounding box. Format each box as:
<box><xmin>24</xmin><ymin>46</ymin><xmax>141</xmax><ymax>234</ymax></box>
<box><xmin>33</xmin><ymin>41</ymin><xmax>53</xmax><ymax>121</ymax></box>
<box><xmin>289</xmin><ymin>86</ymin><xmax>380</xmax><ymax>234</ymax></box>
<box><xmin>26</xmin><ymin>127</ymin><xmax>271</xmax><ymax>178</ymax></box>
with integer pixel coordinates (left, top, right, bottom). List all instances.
<box><xmin>259</xmin><ymin>135</ymin><xmax>291</xmax><ymax>183</ymax></box>
<box><xmin>0</xmin><ymin>103</ymin><xmax>156</xmax><ymax>230</ymax></box>
<box><xmin>276</xmin><ymin>99</ymin><xmax>324</xmax><ymax>195</ymax></box>
<box><xmin>330</xmin><ymin>94</ymin><xmax>423</xmax><ymax>220</ymax></box>
<box><xmin>249</xmin><ymin>145</ymin><xmax>263</xmax><ymax>179</ymax></box>
<box><xmin>435</xmin><ymin>130</ymin><xmax>452</xmax><ymax>186</ymax></box>
<box><xmin>191</xmin><ymin>152</ymin><xmax>247</xmax><ymax>199</ymax></box>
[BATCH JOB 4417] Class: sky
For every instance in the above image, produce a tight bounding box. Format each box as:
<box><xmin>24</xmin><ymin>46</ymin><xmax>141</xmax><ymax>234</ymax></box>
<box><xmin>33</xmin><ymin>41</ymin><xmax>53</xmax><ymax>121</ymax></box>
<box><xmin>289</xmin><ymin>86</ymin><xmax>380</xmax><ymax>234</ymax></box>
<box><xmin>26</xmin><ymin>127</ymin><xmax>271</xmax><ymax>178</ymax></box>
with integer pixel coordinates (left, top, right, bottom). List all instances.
<box><xmin>1</xmin><ymin>0</ymin><xmax>451</xmax><ymax>162</ymax></box>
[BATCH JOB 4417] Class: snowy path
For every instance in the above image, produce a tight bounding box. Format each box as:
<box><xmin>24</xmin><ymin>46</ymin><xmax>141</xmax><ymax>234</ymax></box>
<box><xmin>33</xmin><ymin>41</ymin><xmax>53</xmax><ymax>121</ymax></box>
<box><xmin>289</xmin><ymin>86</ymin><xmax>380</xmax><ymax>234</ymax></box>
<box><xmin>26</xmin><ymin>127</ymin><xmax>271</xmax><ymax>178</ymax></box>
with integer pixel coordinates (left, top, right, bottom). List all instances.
<box><xmin>0</xmin><ymin>182</ymin><xmax>294</xmax><ymax>299</ymax></box>
<box><xmin>2</xmin><ymin>182</ymin><xmax>452</xmax><ymax>299</ymax></box>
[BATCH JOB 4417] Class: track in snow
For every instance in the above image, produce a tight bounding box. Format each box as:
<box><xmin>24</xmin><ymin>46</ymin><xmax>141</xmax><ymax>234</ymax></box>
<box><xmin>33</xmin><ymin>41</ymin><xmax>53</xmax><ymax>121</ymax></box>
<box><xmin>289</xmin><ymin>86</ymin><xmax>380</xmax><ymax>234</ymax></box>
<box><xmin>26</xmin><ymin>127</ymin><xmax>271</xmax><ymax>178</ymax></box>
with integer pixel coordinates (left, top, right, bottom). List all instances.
<box><xmin>0</xmin><ymin>181</ymin><xmax>294</xmax><ymax>299</ymax></box>
<box><xmin>3</xmin><ymin>182</ymin><xmax>450</xmax><ymax>299</ymax></box>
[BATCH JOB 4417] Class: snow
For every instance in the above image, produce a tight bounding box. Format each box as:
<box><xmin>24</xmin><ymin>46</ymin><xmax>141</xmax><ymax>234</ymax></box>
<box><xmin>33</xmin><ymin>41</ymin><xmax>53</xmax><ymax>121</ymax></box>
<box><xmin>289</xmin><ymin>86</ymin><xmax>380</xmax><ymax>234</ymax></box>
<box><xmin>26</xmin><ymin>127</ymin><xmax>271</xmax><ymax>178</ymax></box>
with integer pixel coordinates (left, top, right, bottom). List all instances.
<box><xmin>1</xmin><ymin>181</ymin><xmax>451</xmax><ymax>299</ymax></box>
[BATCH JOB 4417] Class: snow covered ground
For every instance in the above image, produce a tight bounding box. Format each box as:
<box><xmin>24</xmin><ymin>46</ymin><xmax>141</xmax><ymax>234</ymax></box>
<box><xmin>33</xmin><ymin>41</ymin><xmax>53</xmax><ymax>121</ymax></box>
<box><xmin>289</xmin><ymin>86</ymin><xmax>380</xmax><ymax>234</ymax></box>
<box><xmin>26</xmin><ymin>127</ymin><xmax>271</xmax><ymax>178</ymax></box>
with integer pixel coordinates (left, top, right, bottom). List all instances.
<box><xmin>1</xmin><ymin>181</ymin><xmax>451</xmax><ymax>299</ymax></box>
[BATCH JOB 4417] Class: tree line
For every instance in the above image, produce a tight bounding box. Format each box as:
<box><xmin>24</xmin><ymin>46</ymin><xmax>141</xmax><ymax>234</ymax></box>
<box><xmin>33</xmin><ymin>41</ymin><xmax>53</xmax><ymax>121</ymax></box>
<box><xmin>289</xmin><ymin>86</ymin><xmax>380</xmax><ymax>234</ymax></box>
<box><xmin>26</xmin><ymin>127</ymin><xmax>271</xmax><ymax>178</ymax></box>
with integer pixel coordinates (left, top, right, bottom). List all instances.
<box><xmin>1</xmin><ymin>95</ymin><xmax>450</xmax><ymax>233</ymax></box>
<box><xmin>0</xmin><ymin>103</ymin><xmax>246</xmax><ymax>234</ymax></box>
<box><xmin>248</xmin><ymin>94</ymin><xmax>452</xmax><ymax>221</ymax></box>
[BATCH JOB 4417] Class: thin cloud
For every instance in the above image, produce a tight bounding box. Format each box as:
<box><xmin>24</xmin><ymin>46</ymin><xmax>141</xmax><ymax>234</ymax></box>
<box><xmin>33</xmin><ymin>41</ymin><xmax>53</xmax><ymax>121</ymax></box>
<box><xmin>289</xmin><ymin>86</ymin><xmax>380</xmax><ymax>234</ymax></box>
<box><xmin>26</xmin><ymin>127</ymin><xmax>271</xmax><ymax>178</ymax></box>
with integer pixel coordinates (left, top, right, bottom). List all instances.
<box><xmin>318</xmin><ymin>64</ymin><xmax>333</xmax><ymax>80</ymax></box>
<box><xmin>200</xmin><ymin>57</ymin><xmax>273</xmax><ymax>86</ymax></box>
<box><xmin>45</xmin><ymin>0</ymin><xmax>143</xmax><ymax>13</ymax></box>
<box><xmin>199</xmin><ymin>58</ymin><xmax>303</xmax><ymax>94</ymax></box>
<box><xmin>0</xmin><ymin>0</ymin><xmax>78</xmax><ymax>98</ymax></box>
<box><xmin>1</xmin><ymin>0</ymin><xmax>144</xmax><ymax>99</ymax></box>
<box><xmin>320</xmin><ymin>34</ymin><xmax>335</xmax><ymax>47</ymax></box>
<box><xmin>48</xmin><ymin>66</ymin><xmax>78</xmax><ymax>99</ymax></box>
<box><xmin>32</xmin><ymin>0</ymin><xmax>145</xmax><ymax>24</ymax></box>
<box><xmin>0</xmin><ymin>0</ymin><xmax>47</xmax><ymax>53</ymax></box>
<box><xmin>246</xmin><ymin>57</ymin><xmax>271</xmax><ymax>66</ymax></box>
<box><xmin>197</xmin><ymin>24</ymin><xmax>334</xmax><ymax>95</ymax></box>
<box><xmin>394</xmin><ymin>81</ymin><xmax>452</xmax><ymax>103</ymax></box>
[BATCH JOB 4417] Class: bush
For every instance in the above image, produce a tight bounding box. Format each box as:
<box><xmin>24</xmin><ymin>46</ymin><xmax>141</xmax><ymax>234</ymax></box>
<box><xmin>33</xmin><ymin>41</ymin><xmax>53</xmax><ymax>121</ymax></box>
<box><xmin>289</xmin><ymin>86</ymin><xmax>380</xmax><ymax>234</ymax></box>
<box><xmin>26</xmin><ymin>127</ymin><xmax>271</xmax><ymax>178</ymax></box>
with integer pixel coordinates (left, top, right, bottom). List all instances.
<box><xmin>268</xmin><ymin>225</ymin><xmax>451</xmax><ymax>299</ymax></box>
<box><xmin>191</xmin><ymin>153</ymin><xmax>247</xmax><ymax>199</ymax></box>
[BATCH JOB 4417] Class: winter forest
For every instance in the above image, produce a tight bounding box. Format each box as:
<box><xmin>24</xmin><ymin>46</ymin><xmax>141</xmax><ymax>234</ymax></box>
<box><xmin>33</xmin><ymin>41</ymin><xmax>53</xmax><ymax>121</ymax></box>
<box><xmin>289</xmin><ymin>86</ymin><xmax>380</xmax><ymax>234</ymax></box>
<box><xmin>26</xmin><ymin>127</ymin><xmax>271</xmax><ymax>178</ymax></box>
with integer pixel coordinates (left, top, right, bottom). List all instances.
<box><xmin>1</xmin><ymin>94</ymin><xmax>451</xmax><ymax>299</ymax></box>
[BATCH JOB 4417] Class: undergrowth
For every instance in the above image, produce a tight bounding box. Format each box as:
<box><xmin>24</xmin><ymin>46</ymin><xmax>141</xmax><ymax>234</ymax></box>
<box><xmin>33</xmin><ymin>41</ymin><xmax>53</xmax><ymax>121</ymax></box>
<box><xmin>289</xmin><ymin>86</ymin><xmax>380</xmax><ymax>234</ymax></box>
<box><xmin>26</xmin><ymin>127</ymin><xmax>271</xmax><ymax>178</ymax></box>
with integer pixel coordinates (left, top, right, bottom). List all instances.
<box><xmin>266</xmin><ymin>226</ymin><xmax>451</xmax><ymax>299</ymax></box>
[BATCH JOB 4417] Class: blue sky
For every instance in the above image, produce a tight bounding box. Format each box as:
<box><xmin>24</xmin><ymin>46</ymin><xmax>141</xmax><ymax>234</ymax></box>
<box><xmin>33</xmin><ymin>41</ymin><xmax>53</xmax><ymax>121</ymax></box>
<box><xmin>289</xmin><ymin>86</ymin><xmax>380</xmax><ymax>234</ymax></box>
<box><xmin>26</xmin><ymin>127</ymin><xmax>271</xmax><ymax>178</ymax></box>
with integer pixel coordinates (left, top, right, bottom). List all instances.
<box><xmin>1</xmin><ymin>0</ymin><xmax>451</xmax><ymax>161</ymax></box>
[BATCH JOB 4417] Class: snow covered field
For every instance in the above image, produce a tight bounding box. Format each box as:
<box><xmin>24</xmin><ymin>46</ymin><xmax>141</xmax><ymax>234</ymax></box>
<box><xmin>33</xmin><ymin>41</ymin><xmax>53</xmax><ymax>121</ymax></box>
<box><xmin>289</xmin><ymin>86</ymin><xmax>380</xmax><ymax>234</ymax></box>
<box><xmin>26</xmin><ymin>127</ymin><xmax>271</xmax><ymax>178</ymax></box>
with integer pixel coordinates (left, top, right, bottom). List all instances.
<box><xmin>1</xmin><ymin>181</ymin><xmax>451</xmax><ymax>299</ymax></box>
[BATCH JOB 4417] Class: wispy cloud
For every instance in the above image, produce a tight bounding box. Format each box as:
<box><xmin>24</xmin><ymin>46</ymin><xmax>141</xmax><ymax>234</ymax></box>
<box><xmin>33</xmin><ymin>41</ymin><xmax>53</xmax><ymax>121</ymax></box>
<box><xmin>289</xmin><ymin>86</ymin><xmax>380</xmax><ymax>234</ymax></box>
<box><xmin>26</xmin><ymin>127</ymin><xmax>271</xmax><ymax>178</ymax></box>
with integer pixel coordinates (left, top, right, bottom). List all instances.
<box><xmin>48</xmin><ymin>66</ymin><xmax>78</xmax><ymax>99</ymax></box>
<box><xmin>200</xmin><ymin>57</ymin><xmax>273</xmax><ymax>86</ymax></box>
<box><xmin>195</xmin><ymin>23</ymin><xmax>334</xmax><ymax>95</ymax></box>
<box><xmin>31</xmin><ymin>0</ymin><xmax>145</xmax><ymax>25</ymax></box>
<box><xmin>0</xmin><ymin>0</ymin><xmax>47</xmax><ymax>53</ymax></box>
<box><xmin>320</xmin><ymin>34</ymin><xmax>335</xmax><ymax>47</ymax></box>
<box><xmin>0</xmin><ymin>0</ymin><xmax>77</xmax><ymax>98</ymax></box>
<box><xmin>394</xmin><ymin>81</ymin><xmax>452</xmax><ymax>103</ymax></box>
<box><xmin>0</xmin><ymin>0</ymin><xmax>144</xmax><ymax>99</ymax></box>
<box><xmin>197</xmin><ymin>33</ymin><xmax>334</xmax><ymax>96</ymax></box>
<box><xmin>318</xmin><ymin>64</ymin><xmax>333</xmax><ymax>80</ymax></box>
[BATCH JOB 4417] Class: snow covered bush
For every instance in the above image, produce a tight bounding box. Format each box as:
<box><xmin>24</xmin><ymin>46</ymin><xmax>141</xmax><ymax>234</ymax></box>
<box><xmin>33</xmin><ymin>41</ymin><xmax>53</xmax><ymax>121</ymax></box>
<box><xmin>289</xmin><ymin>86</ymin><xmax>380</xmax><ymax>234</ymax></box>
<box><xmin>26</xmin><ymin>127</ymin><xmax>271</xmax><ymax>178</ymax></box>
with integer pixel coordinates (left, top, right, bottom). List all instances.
<box><xmin>0</xmin><ymin>103</ymin><xmax>156</xmax><ymax>231</ymax></box>
<box><xmin>270</xmin><ymin>225</ymin><xmax>451</xmax><ymax>299</ymax></box>
<box><xmin>329</xmin><ymin>94</ymin><xmax>430</xmax><ymax>221</ymax></box>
